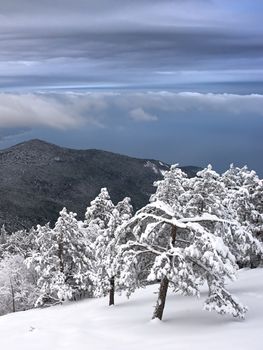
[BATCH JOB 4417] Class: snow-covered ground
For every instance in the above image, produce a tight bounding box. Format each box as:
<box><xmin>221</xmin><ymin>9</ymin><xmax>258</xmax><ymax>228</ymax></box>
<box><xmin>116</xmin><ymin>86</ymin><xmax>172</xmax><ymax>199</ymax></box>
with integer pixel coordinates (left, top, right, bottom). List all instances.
<box><xmin>1</xmin><ymin>268</ymin><xmax>262</xmax><ymax>350</ymax></box>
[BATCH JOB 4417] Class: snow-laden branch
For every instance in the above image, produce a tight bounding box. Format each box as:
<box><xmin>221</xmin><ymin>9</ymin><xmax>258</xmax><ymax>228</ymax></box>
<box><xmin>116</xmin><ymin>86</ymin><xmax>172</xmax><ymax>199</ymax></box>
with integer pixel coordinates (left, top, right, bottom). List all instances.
<box><xmin>141</xmin><ymin>201</ymin><xmax>175</xmax><ymax>217</ymax></box>
<box><xmin>121</xmin><ymin>241</ymin><xmax>162</xmax><ymax>256</ymax></box>
<box><xmin>136</xmin><ymin>212</ymin><xmax>187</xmax><ymax>229</ymax></box>
<box><xmin>179</xmin><ymin>213</ymin><xmax>234</xmax><ymax>225</ymax></box>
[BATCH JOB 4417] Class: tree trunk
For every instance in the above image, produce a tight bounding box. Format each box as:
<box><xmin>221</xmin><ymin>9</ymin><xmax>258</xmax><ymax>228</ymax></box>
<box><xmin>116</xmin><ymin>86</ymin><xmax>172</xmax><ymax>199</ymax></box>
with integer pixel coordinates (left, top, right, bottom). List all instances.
<box><xmin>109</xmin><ymin>276</ymin><xmax>115</xmax><ymax>306</ymax></box>
<box><xmin>152</xmin><ymin>276</ymin><xmax>169</xmax><ymax>320</ymax></box>
<box><xmin>171</xmin><ymin>225</ymin><xmax>177</xmax><ymax>246</ymax></box>
<box><xmin>152</xmin><ymin>225</ymin><xmax>177</xmax><ymax>320</ymax></box>
<box><xmin>58</xmin><ymin>237</ymin><xmax>64</xmax><ymax>273</ymax></box>
<box><xmin>10</xmin><ymin>278</ymin><xmax>16</xmax><ymax>313</ymax></box>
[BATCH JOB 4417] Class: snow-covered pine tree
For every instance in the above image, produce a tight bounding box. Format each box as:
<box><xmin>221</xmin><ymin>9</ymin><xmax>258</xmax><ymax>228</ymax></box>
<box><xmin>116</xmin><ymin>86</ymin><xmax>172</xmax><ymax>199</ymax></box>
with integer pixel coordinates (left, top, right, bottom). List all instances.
<box><xmin>159</xmin><ymin>164</ymin><xmax>263</xmax><ymax>268</ymax></box>
<box><xmin>54</xmin><ymin>207</ymin><xmax>94</xmax><ymax>299</ymax></box>
<box><xmin>0</xmin><ymin>225</ymin><xmax>8</xmax><ymax>258</ymax></box>
<box><xmin>27</xmin><ymin>223</ymin><xmax>64</xmax><ymax>306</ymax></box>
<box><xmin>183</xmin><ymin>165</ymin><xmax>227</xmax><ymax>217</ymax></box>
<box><xmin>28</xmin><ymin>209</ymin><xmax>94</xmax><ymax>306</ymax></box>
<box><xmin>150</xmin><ymin>164</ymin><xmax>188</xmax><ymax>214</ymax></box>
<box><xmin>0</xmin><ymin>226</ymin><xmax>37</xmax><ymax>259</ymax></box>
<box><xmin>116</xmin><ymin>165</ymin><xmax>262</xmax><ymax>321</ymax></box>
<box><xmin>0</xmin><ymin>253</ymin><xmax>39</xmax><ymax>315</ymax></box>
<box><xmin>0</xmin><ymin>224</ymin><xmax>7</xmax><ymax>244</ymax></box>
<box><xmin>94</xmin><ymin>196</ymin><xmax>133</xmax><ymax>305</ymax></box>
<box><xmin>84</xmin><ymin>188</ymin><xmax>115</xmax><ymax>242</ymax></box>
<box><xmin>221</xmin><ymin>165</ymin><xmax>263</xmax><ymax>266</ymax></box>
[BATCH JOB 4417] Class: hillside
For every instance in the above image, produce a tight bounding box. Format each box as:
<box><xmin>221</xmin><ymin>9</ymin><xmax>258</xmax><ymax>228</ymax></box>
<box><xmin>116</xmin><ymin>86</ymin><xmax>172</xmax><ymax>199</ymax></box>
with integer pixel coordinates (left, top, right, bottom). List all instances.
<box><xmin>0</xmin><ymin>139</ymin><xmax>200</xmax><ymax>231</ymax></box>
<box><xmin>0</xmin><ymin>268</ymin><xmax>262</xmax><ymax>350</ymax></box>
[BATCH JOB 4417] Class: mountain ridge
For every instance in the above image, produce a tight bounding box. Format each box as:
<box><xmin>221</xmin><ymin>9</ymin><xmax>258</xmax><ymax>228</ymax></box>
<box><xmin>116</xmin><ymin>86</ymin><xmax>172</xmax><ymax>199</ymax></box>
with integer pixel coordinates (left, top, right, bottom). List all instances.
<box><xmin>0</xmin><ymin>139</ymin><xmax>201</xmax><ymax>232</ymax></box>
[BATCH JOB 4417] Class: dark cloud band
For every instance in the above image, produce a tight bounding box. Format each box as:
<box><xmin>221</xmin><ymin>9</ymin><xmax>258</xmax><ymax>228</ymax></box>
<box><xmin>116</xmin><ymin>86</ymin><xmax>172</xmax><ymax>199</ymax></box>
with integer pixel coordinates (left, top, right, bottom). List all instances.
<box><xmin>0</xmin><ymin>0</ymin><xmax>262</xmax><ymax>89</ymax></box>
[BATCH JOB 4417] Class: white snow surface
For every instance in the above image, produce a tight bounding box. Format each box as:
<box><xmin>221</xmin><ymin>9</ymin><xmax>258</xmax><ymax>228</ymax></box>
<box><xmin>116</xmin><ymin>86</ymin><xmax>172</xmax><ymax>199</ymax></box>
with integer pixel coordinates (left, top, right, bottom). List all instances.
<box><xmin>0</xmin><ymin>268</ymin><xmax>262</xmax><ymax>350</ymax></box>
<box><xmin>144</xmin><ymin>161</ymin><xmax>160</xmax><ymax>175</ymax></box>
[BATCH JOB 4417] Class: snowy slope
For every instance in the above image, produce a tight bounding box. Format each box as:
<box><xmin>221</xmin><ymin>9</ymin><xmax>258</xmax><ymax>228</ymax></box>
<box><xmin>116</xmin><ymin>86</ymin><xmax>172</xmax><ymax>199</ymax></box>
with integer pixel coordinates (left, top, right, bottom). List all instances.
<box><xmin>0</xmin><ymin>268</ymin><xmax>262</xmax><ymax>350</ymax></box>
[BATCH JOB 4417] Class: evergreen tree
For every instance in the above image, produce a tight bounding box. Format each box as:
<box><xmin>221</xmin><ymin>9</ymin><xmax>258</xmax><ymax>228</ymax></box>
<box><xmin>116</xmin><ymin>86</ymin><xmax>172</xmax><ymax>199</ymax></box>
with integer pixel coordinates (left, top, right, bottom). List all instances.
<box><xmin>184</xmin><ymin>165</ymin><xmax>227</xmax><ymax>217</ymax></box>
<box><xmin>0</xmin><ymin>224</ymin><xmax>7</xmax><ymax>245</ymax></box>
<box><xmin>0</xmin><ymin>225</ymin><xmax>8</xmax><ymax>258</ymax></box>
<box><xmin>94</xmin><ymin>196</ymin><xmax>133</xmax><ymax>305</ymax></box>
<box><xmin>54</xmin><ymin>208</ymin><xmax>94</xmax><ymax>299</ymax></box>
<box><xmin>0</xmin><ymin>254</ymin><xmax>39</xmax><ymax>315</ymax></box>
<box><xmin>84</xmin><ymin>188</ymin><xmax>115</xmax><ymax>242</ymax></box>
<box><xmin>0</xmin><ymin>227</ymin><xmax>37</xmax><ymax>259</ymax></box>
<box><xmin>150</xmin><ymin>164</ymin><xmax>188</xmax><ymax>215</ymax></box>
<box><xmin>116</xmin><ymin>165</ymin><xmax>263</xmax><ymax>321</ymax></box>
<box><xmin>28</xmin><ymin>209</ymin><xmax>94</xmax><ymax>306</ymax></box>
<box><xmin>27</xmin><ymin>223</ymin><xmax>63</xmax><ymax>306</ymax></box>
<box><xmin>222</xmin><ymin>165</ymin><xmax>263</xmax><ymax>266</ymax></box>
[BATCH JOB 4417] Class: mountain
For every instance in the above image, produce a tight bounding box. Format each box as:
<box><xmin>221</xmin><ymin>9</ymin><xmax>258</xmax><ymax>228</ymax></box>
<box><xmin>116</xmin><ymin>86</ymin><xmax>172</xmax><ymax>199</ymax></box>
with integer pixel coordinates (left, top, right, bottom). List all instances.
<box><xmin>0</xmin><ymin>139</ymin><xmax>201</xmax><ymax>232</ymax></box>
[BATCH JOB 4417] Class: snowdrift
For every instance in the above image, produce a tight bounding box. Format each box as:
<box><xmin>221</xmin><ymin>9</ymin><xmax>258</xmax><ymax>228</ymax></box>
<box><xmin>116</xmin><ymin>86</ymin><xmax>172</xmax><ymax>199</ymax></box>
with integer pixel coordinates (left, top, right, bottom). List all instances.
<box><xmin>0</xmin><ymin>268</ymin><xmax>262</xmax><ymax>350</ymax></box>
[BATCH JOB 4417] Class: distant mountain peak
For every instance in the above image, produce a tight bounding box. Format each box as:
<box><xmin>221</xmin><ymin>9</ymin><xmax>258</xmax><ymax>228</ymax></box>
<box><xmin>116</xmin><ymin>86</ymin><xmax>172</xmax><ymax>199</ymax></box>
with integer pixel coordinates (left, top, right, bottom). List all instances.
<box><xmin>8</xmin><ymin>138</ymin><xmax>61</xmax><ymax>150</ymax></box>
<box><xmin>0</xmin><ymin>139</ymin><xmax>201</xmax><ymax>232</ymax></box>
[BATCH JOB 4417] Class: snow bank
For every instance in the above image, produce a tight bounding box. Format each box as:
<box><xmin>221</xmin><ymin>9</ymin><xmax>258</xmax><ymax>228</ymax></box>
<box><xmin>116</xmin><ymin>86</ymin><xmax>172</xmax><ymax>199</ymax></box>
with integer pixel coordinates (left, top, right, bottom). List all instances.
<box><xmin>0</xmin><ymin>268</ymin><xmax>262</xmax><ymax>350</ymax></box>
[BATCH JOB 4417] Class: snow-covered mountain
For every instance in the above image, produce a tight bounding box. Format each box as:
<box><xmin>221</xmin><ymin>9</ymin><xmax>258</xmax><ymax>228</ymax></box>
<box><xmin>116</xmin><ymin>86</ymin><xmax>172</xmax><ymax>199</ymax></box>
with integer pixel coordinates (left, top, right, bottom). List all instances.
<box><xmin>0</xmin><ymin>268</ymin><xmax>262</xmax><ymax>350</ymax></box>
<box><xmin>0</xmin><ymin>139</ymin><xmax>201</xmax><ymax>231</ymax></box>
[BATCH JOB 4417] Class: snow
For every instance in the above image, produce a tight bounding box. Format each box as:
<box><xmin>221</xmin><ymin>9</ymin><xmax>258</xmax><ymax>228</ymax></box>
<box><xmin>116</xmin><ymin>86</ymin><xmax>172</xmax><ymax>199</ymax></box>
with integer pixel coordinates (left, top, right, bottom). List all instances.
<box><xmin>160</xmin><ymin>169</ymin><xmax>167</xmax><ymax>176</ymax></box>
<box><xmin>144</xmin><ymin>161</ymin><xmax>160</xmax><ymax>175</ymax></box>
<box><xmin>0</xmin><ymin>268</ymin><xmax>262</xmax><ymax>350</ymax></box>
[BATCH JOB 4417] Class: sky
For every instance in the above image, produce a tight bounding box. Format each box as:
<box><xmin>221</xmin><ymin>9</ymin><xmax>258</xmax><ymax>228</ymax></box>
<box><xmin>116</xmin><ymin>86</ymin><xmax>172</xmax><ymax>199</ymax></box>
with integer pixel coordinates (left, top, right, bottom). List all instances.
<box><xmin>0</xmin><ymin>0</ymin><xmax>262</xmax><ymax>175</ymax></box>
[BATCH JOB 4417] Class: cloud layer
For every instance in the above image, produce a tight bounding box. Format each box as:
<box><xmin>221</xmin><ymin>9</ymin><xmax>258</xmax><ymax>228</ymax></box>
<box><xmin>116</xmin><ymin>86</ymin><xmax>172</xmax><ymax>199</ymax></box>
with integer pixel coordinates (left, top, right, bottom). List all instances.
<box><xmin>1</xmin><ymin>91</ymin><xmax>263</xmax><ymax>130</ymax></box>
<box><xmin>0</xmin><ymin>94</ymin><xmax>84</xmax><ymax>129</ymax></box>
<box><xmin>0</xmin><ymin>0</ymin><xmax>263</xmax><ymax>90</ymax></box>
<box><xmin>0</xmin><ymin>91</ymin><xmax>262</xmax><ymax>175</ymax></box>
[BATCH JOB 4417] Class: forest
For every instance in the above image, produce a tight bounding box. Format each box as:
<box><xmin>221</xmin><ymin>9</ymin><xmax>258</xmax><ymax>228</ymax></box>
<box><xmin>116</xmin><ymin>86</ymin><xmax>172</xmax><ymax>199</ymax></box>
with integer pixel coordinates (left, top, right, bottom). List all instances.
<box><xmin>0</xmin><ymin>164</ymin><xmax>262</xmax><ymax>321</ymax></box>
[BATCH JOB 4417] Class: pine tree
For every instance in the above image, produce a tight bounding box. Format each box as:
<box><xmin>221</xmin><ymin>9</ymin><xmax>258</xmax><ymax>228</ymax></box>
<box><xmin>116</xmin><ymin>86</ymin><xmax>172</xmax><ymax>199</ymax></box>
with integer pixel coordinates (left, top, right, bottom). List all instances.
<box><xmin>0</xmin><ymin>224</ymin><xmax>7</xmax><ymax>244</ymax></box>
<box><xmin>54</xmin><ymin>207</ymin><xmax>94</xmax><ymax>299</ymax></box>
<box><xmin>28</xmin><ymin>209</ymin><xmax>94</xmax><ymax>306</ymax></box>
<box><xmin>150</xmin><ymin>164</ymin><xmax>188</xmax><ymax>214</ymax></box>
<box><xmin>0</xmin><ymin>225</ymin><xmax>8</xmax><ymax>258</ymax></box>
<box><xmin>1</xmin><ymin>227</ymin><xmax>37</xmax><ymax>259</ymax></box>
<box><xmin>84</xmin><ymin>188</ymin><xmax>115</xmax><ymax>242</ymax></box>
<box><xmin>116</xmin><ymin>165</ymin><xmax>263</xmax><ymax>320</ymax></box>
<box><xmin>184</xmin><ymin>165</ymin><xmax>227</xmax><ymax>217</ymax></box>
<box><xmin>94</xmin><ymin>196</ymin><xmax>133</xmax><ymax>305</ymax></box>
<box><xmin>0</xmin><ymin>254</ymin><xmax>39</xmax><ymax>315</ymax></box>
<box><xmin>222</xmin><ymin>165</ymin><xmax>263</xmax><ymax>266</ymax></box>
<box><xmin>27</xmin><ymin>223</ymin><xmax>63</xmax><ymax>306</ymax></box>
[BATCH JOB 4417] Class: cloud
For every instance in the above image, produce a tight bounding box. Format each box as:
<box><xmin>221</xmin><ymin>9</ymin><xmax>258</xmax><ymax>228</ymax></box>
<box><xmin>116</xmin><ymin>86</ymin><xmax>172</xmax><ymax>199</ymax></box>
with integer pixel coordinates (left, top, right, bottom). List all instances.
<box><xmin>0</xmin><ymin>93</ymin><xmax>84</xmax><ymax>129</ymax></box>
<box><xmin>1</xmin><ymin>91</ymin><xmax>263</xmax><ymax>132</ymax></box>
<box><xmin>166</xmin><ymin>91</ymin><xmax>263</xmax><ymax>116</ymax></box>
<box><xmin>0</xmin><ymin>127</ymin><xmax>30</xmax><ymax>141</ymax></box>
<box><xmin>0</xmin><ymin>90</ymin><xmax>262</xmax><ymax>176</ymax></box>
<box><xmin>129</xmin><ymin>108</ymin><xmax>158</xmax><ymax>122</ymax></box>
<box><xmin>0</xmin><ymin>0</ymin><xmax>263</xmax><ymax>89</ymax></box>
<box><xmin>105</xmin><ymin>91</ymin><xmax>263</xmax><ymax>118</ymax></box>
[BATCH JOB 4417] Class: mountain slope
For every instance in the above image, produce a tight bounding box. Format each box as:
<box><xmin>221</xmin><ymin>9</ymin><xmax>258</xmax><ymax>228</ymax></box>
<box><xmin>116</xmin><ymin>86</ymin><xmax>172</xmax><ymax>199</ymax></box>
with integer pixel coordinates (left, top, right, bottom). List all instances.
<box><xmin>0</xmin><ymin>268</ymin><xmax>262</xmax><ymax>350</ymax></box>
<box><xmin>0</xmin><ymin>139</ymin><xmax>200</xmax><ymax>231</ymax></box>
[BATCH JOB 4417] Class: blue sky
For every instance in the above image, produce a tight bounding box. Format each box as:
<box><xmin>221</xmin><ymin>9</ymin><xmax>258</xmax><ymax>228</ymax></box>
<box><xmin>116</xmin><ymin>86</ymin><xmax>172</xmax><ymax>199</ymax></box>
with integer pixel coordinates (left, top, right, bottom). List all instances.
<box><xmin>0</xmin><ymin>0</ymin><xmax>262</xmax><ymax>175</ymax></box>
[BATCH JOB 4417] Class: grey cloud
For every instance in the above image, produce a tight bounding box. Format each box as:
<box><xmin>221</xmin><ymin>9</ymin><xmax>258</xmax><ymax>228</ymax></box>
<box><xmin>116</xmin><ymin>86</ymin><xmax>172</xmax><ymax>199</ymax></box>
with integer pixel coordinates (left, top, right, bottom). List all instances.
<box><xmin>0</xmin><ymin>90</ymin><xmax>262</xmax><ymax>176</ymax></box>
<box><xmin>0</xmin><ymin>0</ymin><xmax>262</xmax><ymax>89</ymax></box>
<box><xmin>2</xmin><ymin>24</ymin><xmax>263</xmax><ymax>64</ymax></box>
<box><xmin>129</xmin><ymin>108</ymin><xmax>158</xmax><ymax>122</ymax></box>
<box><xmin>0</xmin><ymin>1</ymin><xmax>201</xmax><ymax>14</ymax></box>
<box><xmin>0</xmin><ymin>28</ymin><xmax>262</xmax><ymax>90</ymax></box>
<box><xmin>99</xmin><ymin>91</ymin><xmax>263</xmax><ymax>118</ymax></box>
<box><xmin>0</xmin><ymin>93</ymin><xmax>84</xmax><ymax>129</ymax></box>
<box><xmin>0</xmin><ymin>127</ymin><xmax>29</xmax><ymax>141</ymax></box>
<box><xmin>1</xmin><ymin>91</ymin><xmax>263</xmax><ymax>130</ymax></box>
